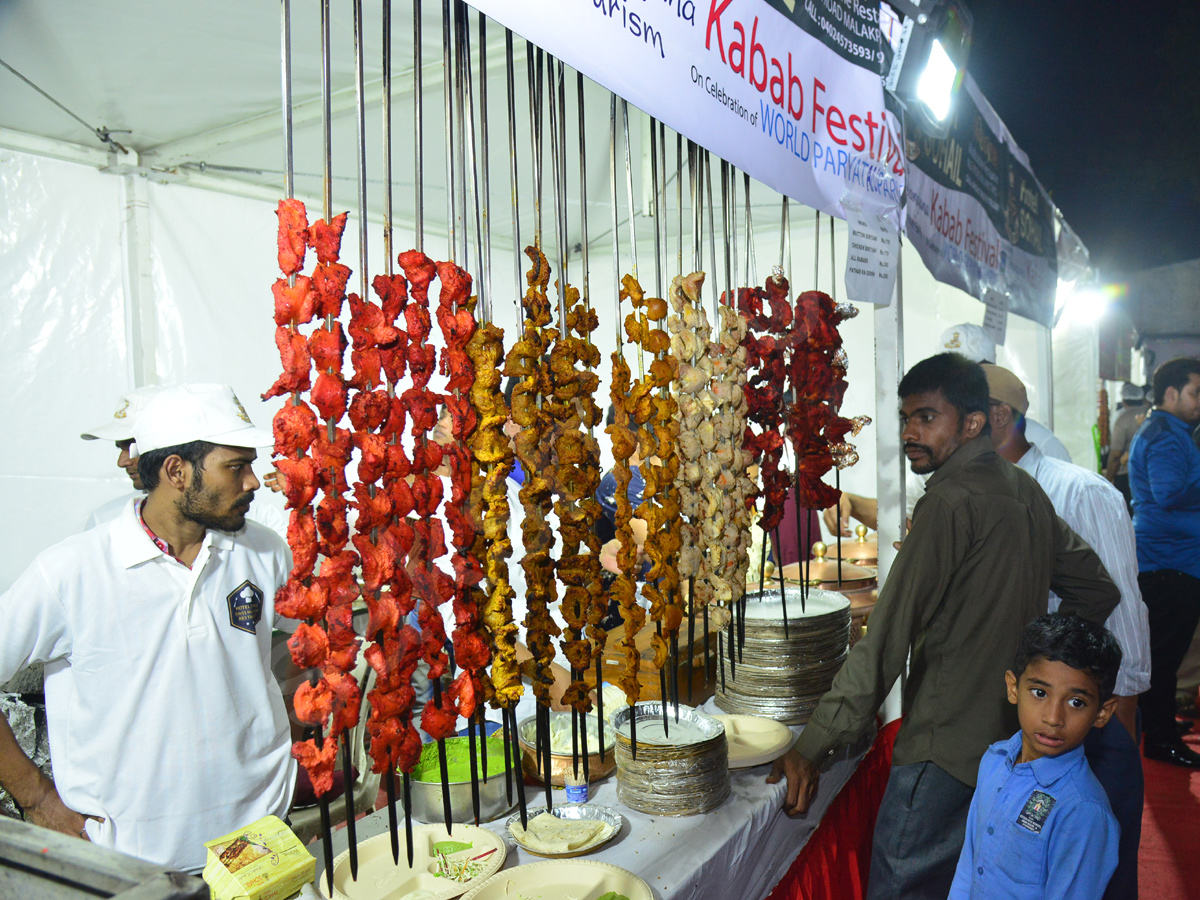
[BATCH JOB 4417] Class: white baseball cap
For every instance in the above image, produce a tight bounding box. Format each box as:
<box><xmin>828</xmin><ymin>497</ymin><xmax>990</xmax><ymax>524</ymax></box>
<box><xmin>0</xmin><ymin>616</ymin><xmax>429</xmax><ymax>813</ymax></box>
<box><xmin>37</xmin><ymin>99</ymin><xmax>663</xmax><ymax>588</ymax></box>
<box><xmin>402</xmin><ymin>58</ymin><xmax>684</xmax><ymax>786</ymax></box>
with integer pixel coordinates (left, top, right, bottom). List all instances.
<box><xmin>132</xmin><ymin>384</ymin><xmax>273</xmax><ymax>455</ymax></box>
<box><xmin>938</xmin><ymin>323</ymin><xmax>995</xmax><ymax>364</ymax></box>
<box><xmin>81</xmin><ymin>385</ymin><xmax>164</xmax><ymax>442</ymax></box>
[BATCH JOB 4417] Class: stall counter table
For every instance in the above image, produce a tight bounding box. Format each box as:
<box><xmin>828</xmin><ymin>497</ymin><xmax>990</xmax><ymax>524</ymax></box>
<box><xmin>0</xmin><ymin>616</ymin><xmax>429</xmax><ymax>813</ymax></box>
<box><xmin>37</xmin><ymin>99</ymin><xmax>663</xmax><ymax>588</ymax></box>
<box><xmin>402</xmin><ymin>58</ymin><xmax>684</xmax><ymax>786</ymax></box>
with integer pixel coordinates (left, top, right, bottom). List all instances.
<box><xmin>305</xmin><ymin>716</ymin><xmax>877</xmax><ymax>900</ymax></box>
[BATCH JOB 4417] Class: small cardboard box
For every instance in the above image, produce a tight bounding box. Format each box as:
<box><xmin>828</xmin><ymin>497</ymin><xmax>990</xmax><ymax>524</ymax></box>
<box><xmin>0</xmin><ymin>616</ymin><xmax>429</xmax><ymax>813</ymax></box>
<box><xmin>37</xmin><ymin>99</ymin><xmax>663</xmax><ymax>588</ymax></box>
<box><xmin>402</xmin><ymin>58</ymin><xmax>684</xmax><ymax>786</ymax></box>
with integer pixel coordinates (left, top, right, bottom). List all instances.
<box><xmin>202</xmin><ymin>815</ymin><xmax>315</xmax><ymax>900</ymax></box>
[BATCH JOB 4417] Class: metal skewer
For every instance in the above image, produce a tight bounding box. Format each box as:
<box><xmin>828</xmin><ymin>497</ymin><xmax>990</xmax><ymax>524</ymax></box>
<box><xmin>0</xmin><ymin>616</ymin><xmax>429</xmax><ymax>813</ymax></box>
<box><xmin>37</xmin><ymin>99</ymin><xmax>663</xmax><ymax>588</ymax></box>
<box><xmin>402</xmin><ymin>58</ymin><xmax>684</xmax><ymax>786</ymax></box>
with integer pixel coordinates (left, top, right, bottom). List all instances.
<box><xmin>621</xmin><ymin>101</ymin><xmax>637</xmax><ymax>280</ymax></box>
<box><xmin>455</xmin><ymin>1</ymin><xmax>469</xmax><ymax>266</ymax></box>
<box><xmin>721</xmin><ymin>159</ymin><xmax>731</xmax><ymax>305</ymax></box>
<box><xmin>576</xmin><ymin>74</ymin><xmax>604</xmax><ymax>763</ymax></box>
<box><xmin>315</xmin><ymin>1</ymin><xmax>336</xmax><ymax>886</ymax></box>
<box><xmin>467</xmin><ymin>711</ymin><xmax>480</xmax><ymax>825</ymax></box>
<box><xmin>676</xmin><ymin>134</ymin><xmax>684</xmax><ymax>277</ymax></box>
<box><xmin>744</xmin><ymin>172</ymin><xmax>755</xmax><ymax>284</ymax></box>
<box><xmin>650</xmin><ymin>118</ymin><xmax>662</xmax><ymax>299</ymax></box>
<box><xmin>505</xmin><ymin>30</ymin><xmax>520</xmax><ymax>307</ymax></box>
<box><xmin>441</xmin><ymin>0</ymin><xmax>455</xmax><ymax>259</ymax></box>
<box><xmin>502</xmin><ymin>705</ymin><xmax>513</xmax><ymax>802</ymax></box>
<box><xmin>414</xmin><ymin>0</ymin><xmax>423</xmax><ymax>250</ymax></box>
<box><xmin>836</xmin><ymin>467</ymin><xmax>844</xmax><ymax>585</ymax></box>
<box><xmin>508</xmin><ymin>707</ymin><xmax>528</xmax><ymax>829</ymax></box>
<box><xmin>609</xmin><ymin>94</ymin><xmax>621</xmax><ymax>347</ymax></box>
<box><xmin>431</xmin><ymin>676</ymin><xmax>454</xmax><ymax>835</ymax></box>
<box><xmin>730</xmin><ymin>166</ymin><xmax>739</xmax><ymax>293</ymax></box>
<box><xmin>402</xmin><ymin>770</ymin><xmax>414</xmax><ymax>867</ymax></box>
<box><xmin>478</xmin><ymin>13</ymin><xmax>492</xmax><ymax>316</ymax></box>
<box><xmin>457</xmin><ymin>1</ymin><xmax>490</xmax><ymax>801</ymax></box>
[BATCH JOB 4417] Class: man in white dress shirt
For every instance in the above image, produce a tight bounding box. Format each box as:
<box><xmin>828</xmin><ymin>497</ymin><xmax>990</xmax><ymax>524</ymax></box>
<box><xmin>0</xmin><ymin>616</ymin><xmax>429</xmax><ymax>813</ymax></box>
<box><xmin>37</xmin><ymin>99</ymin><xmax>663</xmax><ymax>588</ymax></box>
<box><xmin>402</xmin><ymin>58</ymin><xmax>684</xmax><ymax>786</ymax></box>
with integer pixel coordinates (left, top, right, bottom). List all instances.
<box><xmin>984</xmin><ymin>363</ymin><xmax>1149</xmax><ymax>900</ymax></box>
<box><xmin>0</xmin><ymin>384</ymin><xmax>296</xmax><ymax>873</ymax></box>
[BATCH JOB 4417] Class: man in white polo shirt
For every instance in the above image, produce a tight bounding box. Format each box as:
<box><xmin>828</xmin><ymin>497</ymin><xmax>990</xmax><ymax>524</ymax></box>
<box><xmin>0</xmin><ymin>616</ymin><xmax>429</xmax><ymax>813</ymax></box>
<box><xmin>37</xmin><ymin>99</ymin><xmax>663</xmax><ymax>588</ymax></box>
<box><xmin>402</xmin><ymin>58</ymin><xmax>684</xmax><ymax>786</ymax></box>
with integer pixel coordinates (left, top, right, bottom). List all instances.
<box><xmin>0</xmin><ymin>383</ymin><xmax>296</xmax><ymax>873</ymax></box>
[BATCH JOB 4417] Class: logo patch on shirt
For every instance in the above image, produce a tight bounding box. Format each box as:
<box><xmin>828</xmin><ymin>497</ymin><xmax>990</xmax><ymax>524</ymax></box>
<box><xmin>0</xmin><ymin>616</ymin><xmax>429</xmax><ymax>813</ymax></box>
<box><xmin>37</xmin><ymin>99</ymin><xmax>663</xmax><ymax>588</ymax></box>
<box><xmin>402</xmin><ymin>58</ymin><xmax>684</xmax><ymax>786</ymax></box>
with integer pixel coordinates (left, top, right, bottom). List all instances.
<box><xmin>227</xmin><ymin>581</ymin><xmax>264</xmax><ymax>634</ymax></box>
<box><xmin>1016</xmin><ymin>790</ymin><xmax>1056</xmax><ymax>833</ymax></box>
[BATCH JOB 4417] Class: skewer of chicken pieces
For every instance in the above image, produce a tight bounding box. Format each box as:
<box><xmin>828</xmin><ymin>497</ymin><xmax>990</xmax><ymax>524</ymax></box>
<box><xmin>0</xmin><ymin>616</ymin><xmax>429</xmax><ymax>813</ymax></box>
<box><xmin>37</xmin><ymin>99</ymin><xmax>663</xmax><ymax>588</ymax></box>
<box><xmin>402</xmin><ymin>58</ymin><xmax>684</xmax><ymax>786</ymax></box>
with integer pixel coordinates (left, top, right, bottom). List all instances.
<box><xmin>270</xmin><ymin>204</ymin><xmax>364</xmax><ymax>795</ymax></box>
<box><xmin>705</xmin><ymin>294</ymin><xmax>755</xmax><ymax>611</ymax></box>
<box><xmin>546</xmin><ymin>279</ymin><xmax>607</xmax><ymax>712</ymax></box>
<box><xmin>466</xmin><ymin>316</ymin><xmax>520</xmax><ymax>712</ymax></box>
<box><xmin>501</xmin><ymin>246</ymin><xmax>560</xmax><ymax>707</ymax></box>
<box><xmin>434</xmin><ymin>261</ymin><xmax>492</xmax><ymax>732</ymax></box>
<box><xmin>668</xmin><ymin>271</ymin><xmax>716</xmax><ymax>621</ymax></box>
<box><xmin>606</xmin><ymin>347</ymin><xmax>642</xmax><ymax>707</ymax></box>
<box><xmin>617</xmin><ymin>275</ymin><xmax>684</xmax><ymax>678</ymax></box>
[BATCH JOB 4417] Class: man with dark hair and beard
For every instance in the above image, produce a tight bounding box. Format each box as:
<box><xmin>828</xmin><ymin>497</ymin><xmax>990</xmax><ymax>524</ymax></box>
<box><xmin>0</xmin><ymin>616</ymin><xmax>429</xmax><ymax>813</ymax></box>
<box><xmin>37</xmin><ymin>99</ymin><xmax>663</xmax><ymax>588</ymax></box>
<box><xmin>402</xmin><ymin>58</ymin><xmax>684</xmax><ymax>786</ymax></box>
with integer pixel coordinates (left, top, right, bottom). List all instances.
<box><xmin>0</xmin><ymin>384</ymin><xmax>296</xmax><ymax>874</ymax></box>
<box><xmin>769</xmin><ymin>353</ymin><xmax>1120</xmax><ymax>900</ymax></box>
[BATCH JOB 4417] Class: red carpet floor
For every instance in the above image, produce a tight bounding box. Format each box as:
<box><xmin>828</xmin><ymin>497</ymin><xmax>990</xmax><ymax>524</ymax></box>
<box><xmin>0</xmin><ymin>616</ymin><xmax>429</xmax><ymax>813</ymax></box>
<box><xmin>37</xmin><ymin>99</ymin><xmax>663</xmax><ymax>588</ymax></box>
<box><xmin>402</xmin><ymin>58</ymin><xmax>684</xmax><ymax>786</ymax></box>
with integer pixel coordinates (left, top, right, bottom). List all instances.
<box><xmin>1139</xmin><ymin>725</ymin><xmax>1200</xmax><ymax>899</ymax></box>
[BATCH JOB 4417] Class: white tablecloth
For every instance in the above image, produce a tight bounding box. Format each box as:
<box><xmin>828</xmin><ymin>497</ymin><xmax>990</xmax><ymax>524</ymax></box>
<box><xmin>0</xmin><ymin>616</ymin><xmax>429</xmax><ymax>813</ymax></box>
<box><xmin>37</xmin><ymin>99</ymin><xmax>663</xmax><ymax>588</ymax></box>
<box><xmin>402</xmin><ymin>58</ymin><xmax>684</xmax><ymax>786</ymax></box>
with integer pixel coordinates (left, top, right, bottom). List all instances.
<box><xmin>306</xmin><ymin>709</ymin><xmax>873</xmax><ymax>900</ymax></box>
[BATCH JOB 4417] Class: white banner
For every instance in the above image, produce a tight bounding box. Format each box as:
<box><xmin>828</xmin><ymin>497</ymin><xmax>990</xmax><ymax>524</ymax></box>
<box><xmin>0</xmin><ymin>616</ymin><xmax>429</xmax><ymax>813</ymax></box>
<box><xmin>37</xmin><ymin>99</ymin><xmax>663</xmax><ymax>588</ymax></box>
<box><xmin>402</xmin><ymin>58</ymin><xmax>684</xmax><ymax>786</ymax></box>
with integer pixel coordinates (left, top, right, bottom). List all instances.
<box><xmin>468</xmin><ymin>0</ymin><xmax>904</xmax><ymax>226</ymax></box>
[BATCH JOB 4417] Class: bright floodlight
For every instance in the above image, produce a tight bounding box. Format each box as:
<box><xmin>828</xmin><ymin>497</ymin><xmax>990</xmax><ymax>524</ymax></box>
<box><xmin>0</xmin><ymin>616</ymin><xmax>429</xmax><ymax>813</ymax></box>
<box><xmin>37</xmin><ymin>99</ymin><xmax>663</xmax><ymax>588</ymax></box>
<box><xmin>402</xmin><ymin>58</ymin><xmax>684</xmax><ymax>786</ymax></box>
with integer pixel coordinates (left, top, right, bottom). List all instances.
<box><xmin>916</xmin><ymin>39</ymin><xmax>958</xmax><ymax>122</ymax></box>
<box><xmin>1072</xmin><ymin>288</ymin><xmax>1111</xmax><ymax>323</ymax></box>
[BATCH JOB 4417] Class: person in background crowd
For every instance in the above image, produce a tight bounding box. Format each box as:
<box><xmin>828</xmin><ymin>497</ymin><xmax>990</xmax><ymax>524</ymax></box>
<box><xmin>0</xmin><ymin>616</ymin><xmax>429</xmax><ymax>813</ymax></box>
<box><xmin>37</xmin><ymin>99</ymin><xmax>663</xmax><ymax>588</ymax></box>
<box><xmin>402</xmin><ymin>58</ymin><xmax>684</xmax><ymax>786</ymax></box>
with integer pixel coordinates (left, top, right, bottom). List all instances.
<box><xmin>984</xmin><ymin>363</ymin><xmax>1149</xmax><ymax>899</ymax></box>
<box><xmin>823</xmin><ymin>322</ymin><xmax>1072</xmax><ymax>537</ymax></box>
<box><xmin>1128</xmin><ymin>357</ymin><xmax>1200</xmax><ymax>767</ymax></box>
<box><xmin>948</xmin><ymin>614</ymin><xmax>1121</xmax><ymax>900</ymax></box>
<box><xmin>1105</xmin><ymin>382</ymin><xmax>1150</xmax><ymax>509</ymax></box>
<box><xmin>83</xmin><ymin>386</ymin><xmax>288</xmax><ymax>541</ymax></box>
<box><xmin>768</xmin><ymin>353</ymin><xmax>1119</xmax><ymax>900</ymax></box>
<box><xmin>0</xmin><ymin>384</ymin><xmax>296</xmax><ymax>873</ymax></box>
<box><xmin>80</xmin><ymin>386</ymin><xmax>162</xmax><ymax>528</ymax></box>
<box><xmin>595</xmin><ymin>403</ymin><xmax>640</xmax><ymax>549</ymax></box>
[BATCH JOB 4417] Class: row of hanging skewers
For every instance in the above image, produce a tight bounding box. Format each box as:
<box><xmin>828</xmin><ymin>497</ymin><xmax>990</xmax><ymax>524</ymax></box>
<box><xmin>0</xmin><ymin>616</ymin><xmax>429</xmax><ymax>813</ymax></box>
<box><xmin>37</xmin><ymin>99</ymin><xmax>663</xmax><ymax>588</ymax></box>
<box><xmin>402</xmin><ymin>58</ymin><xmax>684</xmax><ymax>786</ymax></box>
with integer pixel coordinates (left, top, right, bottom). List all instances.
<box><xmin>268</xmin><ymin>0</ymin><xmax>870</xmax><ymax>887</ymax></box>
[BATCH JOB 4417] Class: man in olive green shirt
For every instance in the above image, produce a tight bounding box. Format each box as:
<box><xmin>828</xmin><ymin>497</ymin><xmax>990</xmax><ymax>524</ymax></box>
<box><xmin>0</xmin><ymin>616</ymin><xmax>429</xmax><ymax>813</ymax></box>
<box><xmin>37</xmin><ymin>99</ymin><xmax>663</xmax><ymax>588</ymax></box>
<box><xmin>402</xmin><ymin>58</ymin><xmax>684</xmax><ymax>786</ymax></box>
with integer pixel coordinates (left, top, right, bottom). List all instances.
<box><xmin>769</xmin><ymin>353</ymin><xmax>1120</xmax><ymax>900</ymax></box>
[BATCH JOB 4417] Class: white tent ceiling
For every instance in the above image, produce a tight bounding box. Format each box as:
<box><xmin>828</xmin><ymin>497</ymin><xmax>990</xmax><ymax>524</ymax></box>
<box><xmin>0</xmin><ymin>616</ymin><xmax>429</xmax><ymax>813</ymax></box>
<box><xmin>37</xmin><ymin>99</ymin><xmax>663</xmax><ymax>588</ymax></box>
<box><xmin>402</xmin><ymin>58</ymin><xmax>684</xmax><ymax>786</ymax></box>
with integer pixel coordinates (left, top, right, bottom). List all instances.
<box><xmin>0</xmin><ymin>0</ymin><xmax>694</xmax><ymax>258</ymax></box>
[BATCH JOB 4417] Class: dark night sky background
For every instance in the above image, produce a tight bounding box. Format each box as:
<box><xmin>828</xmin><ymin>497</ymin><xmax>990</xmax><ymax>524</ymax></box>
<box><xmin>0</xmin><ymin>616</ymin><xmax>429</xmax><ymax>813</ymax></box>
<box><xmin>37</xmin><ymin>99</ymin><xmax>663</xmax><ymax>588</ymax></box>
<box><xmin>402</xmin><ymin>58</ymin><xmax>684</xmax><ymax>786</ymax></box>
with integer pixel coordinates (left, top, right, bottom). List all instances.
<box><xmin>962</xmin><ymin>0</ymin><xmax>1200</xmax><ymax>279</ymax></box>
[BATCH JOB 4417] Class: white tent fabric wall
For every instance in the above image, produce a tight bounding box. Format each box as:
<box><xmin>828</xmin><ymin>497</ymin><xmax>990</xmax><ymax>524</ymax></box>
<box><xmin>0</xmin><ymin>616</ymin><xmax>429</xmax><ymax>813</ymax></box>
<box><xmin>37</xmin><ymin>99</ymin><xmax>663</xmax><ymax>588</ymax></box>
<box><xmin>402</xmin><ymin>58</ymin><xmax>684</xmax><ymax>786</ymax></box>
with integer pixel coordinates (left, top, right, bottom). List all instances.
<box><xmin>2</xmin><ymin>151</ymin><xmax>129</xmax><ymax>592</ymax></box>
<box><xmin>1054</xmin><ymin>317</ymin><xmax>1102</xmax><ymax>469</ymax></box>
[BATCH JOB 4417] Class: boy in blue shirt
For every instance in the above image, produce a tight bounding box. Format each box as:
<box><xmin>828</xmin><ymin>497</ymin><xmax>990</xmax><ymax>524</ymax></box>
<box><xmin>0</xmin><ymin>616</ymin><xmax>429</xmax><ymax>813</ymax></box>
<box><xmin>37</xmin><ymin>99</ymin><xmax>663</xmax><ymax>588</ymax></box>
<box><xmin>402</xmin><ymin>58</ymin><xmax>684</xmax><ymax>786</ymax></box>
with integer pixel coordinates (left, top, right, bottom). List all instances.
<box><xmin>948</xmin><ymin>614</ymin><xmax>1121</xmax><ymax>900</ymax></box>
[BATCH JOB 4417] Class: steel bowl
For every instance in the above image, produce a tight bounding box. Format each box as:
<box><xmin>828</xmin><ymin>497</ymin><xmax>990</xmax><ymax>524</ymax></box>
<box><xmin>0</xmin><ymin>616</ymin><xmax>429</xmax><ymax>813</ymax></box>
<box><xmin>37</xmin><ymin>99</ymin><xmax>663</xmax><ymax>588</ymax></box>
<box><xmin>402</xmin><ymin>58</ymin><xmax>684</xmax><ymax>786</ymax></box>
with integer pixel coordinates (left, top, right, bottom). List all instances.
<box><xmin>409</xmin><ymin>736</ymin><xmax>517</xmax><ymax>824</ymax></box>
<box><xmin>517</xmin><ymin>713</ymin><xmax>618</xmax><ymax>786</ymax></box>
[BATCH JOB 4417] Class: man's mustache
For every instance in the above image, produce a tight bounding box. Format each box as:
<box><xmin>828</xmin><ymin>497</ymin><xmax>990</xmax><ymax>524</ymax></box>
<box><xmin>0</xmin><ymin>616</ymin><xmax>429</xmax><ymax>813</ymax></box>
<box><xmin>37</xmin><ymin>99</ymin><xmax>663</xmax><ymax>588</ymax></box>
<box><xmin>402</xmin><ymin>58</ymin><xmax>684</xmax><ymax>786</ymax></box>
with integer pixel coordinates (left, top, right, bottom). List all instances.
<box><xmin>904</xmin><ymin>442</ymin><xmax>933</xmax><ymax>456</ymax></box>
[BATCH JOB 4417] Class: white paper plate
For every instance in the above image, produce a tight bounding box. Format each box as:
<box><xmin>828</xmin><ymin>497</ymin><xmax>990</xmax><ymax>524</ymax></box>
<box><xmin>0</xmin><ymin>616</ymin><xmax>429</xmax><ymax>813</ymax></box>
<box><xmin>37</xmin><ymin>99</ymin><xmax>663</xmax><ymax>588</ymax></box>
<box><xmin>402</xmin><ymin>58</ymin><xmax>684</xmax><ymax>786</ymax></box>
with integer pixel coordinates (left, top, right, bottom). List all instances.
<box><xmin>323</xmin><ymin>823</ymin><xmax>506</xmax><ymax>900</ymax></box>
<box><xmin>711</xmin><ymin>715</ymin><xmax>796</xmax><ymax>768</ymax></box>
<box><xmin>505</xmin><ymin>804</ymin><xmax>624</xmax><ymax>858</ymax></box>
<box><xmin>461</xmin><ymin>859</ymin><xmax>653</xmax><ymax>900</ymax></box>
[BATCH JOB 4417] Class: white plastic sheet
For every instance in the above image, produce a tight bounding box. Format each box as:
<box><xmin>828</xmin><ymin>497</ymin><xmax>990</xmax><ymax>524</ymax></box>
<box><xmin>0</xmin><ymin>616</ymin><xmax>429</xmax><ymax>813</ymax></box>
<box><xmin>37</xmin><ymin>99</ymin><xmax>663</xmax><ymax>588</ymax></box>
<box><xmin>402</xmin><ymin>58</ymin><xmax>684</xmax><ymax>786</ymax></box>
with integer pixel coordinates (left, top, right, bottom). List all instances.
<box><xmin>0</xmin><ymin>151</ymin><xmax>129</xmax><ymax>593</ymax></box>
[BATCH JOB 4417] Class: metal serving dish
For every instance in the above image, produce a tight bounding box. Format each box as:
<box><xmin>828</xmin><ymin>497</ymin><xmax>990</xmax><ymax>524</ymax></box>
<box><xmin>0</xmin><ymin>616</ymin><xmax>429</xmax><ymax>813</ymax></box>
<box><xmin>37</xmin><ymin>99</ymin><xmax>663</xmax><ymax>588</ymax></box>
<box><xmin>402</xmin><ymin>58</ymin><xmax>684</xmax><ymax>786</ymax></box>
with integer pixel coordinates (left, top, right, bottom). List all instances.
<box><xmin>505</xmin><ymin>804</ymin><xmax>624</xmax><ymax>858</ymax></box>
<box><xmin>517</xmin><ymin>713</ymin><xmax>617</xmax><ymax>785</ymax></box>
<box><xmin>610</xmin><ymin>701</ymin><xmax>725</xmax><ymax>746</ymax></box>
<box><xmin>409</xmin><ymin>736</ymin><xmax>517</xmax><ymax>824</ymax></box>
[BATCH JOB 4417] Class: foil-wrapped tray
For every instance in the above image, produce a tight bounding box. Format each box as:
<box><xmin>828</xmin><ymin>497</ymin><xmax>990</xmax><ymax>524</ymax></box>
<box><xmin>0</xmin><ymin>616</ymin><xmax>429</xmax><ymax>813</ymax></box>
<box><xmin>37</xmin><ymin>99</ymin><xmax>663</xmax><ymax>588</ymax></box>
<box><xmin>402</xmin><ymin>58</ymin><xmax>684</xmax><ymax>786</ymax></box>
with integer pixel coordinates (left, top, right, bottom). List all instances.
<box><xmin>715</xmin><ymin>586</ymin><xmax>851</xmax><ymax>724</ymax></box>
<box><xmin>610</xmin><ymin>702</ymin><xmax>729</xmax><ymax>816</ymax></box>
<box><xmin>505</xmin><ymin>804</ymin><xmax>624</xmax><ymax>858</ymax></box>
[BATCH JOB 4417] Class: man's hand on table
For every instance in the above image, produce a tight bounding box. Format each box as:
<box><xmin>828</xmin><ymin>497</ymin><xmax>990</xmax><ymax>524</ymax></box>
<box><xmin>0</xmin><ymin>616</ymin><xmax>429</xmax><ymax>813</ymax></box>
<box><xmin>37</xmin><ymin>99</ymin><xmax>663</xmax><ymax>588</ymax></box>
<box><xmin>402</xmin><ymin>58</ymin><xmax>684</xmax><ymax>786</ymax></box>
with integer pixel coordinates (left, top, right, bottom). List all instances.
<box><xmin>766</xmin><ymin>748</ymin><xmax>820</xmax><ymax>815</ymax></box>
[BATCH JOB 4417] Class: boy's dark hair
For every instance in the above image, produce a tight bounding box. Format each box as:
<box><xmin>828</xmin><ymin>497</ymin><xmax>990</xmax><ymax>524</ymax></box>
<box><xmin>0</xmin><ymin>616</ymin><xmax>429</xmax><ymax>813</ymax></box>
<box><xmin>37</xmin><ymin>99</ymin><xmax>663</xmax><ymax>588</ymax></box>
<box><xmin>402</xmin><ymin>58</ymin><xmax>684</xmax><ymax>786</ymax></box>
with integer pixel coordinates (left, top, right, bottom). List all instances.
<box><xmin>1151</xmin><ymin>357</ymin><xmax>1200</xmax><ymax>406</ymax></box>
<box><xmin>137</xmin><ymin>440</ymin><xmax>218</xmax><ymax>491</ymax></box>
<box><xmin>1013</xmin><ymin>613</ymin><xmax>1123</xmax><ymax>703</ymax></box>
<box><xmin>898</xmin><ymin>352</ymin><xmax>991</xmax><ymax>436</ymax></box>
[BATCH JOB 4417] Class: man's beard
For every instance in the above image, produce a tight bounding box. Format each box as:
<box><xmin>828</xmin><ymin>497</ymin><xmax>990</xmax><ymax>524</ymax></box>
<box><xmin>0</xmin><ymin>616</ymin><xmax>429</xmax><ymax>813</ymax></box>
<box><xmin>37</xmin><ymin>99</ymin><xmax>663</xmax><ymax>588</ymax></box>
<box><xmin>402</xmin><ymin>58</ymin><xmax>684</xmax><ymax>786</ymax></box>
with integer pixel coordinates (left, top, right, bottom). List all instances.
<box><xmin>905</xmin><ymin>442</ymin><xmax>938</xmax><ymax>474</ymax></box>
<box><xmin>179</xmin><ymin>476</ymin><xmax>252</xmax><ymax>532</ymax></box>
